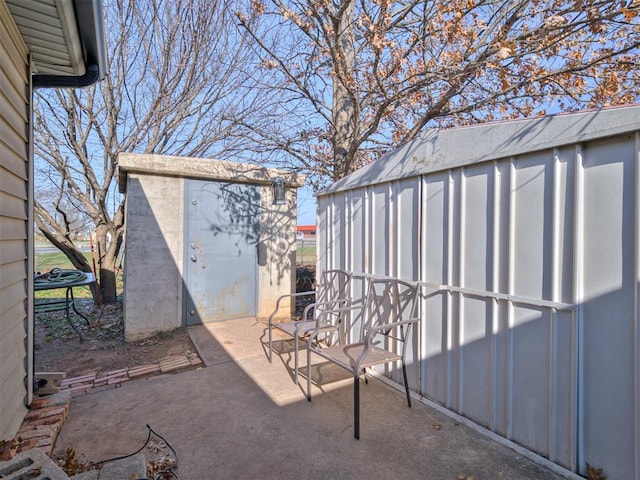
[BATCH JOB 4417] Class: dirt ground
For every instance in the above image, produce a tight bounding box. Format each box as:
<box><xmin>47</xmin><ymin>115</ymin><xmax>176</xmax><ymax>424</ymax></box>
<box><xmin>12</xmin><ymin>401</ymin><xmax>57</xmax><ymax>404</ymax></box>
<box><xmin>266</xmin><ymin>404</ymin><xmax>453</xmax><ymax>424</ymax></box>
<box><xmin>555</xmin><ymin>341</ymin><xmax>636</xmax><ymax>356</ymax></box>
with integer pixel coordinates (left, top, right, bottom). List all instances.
<box><xmin>34</xmin><ymin>299</ymin><xmax>196</xmax><ymax>378</ymax></box>
<box><xmin>34</xmin><ymin>265</ymin><xmax>316</xmax><ymax>378</ymax></box>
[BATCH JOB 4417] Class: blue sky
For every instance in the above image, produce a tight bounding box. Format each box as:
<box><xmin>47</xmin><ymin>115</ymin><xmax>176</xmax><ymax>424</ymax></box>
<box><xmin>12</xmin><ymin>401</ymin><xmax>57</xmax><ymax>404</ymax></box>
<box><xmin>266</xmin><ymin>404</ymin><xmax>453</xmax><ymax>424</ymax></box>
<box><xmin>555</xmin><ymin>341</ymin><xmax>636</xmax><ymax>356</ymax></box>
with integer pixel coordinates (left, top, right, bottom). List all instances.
<box><xmin>297</xmin><ymin>185</ymin><xmax>317</xmax><ymax>225</ymax></box>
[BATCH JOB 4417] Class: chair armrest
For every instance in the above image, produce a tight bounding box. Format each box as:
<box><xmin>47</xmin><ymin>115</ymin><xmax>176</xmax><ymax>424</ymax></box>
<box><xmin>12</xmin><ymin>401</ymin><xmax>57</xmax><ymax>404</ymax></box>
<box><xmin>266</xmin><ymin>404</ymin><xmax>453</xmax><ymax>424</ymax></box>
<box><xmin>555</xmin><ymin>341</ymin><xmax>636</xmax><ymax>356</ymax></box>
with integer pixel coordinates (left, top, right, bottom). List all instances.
<box><xmin>366</xmin><ymin>317</ymin><xmax>420</xmax><ymax>336</ymax></box>
<box><xmin>353</xmin><ymin>317</ymin><xmax>420</xmax><ymax>372</ymax></box>
<box><xmin>301</xmin><ymin>296</ymin><xmax>351</xmax><ymax>320</ymax></box>
<box><xmin>307</xmin><ymin>303</ymin><xmax>364</xmax><ymax>340</ymax></box>
<box><xmin>268</xmin><ymin>290</ymin><xmax>317</xmax><ymax>325</ymax></box>
<box><xmin>295</xmin><ymin>297</ymin><xmax>352</xmax><ymax>334</ymax></box>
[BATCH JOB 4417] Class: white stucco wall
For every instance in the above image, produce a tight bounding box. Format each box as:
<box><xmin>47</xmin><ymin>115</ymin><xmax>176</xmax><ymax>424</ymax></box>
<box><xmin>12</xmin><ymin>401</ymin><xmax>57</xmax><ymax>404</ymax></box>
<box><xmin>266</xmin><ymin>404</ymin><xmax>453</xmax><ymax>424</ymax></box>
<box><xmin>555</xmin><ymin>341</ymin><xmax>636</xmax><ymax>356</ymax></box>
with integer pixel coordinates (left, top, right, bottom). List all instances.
<box><xmin>123</xmin><ymin>174</ymin><xmax>184</xmax><ymax>340</ymax></box>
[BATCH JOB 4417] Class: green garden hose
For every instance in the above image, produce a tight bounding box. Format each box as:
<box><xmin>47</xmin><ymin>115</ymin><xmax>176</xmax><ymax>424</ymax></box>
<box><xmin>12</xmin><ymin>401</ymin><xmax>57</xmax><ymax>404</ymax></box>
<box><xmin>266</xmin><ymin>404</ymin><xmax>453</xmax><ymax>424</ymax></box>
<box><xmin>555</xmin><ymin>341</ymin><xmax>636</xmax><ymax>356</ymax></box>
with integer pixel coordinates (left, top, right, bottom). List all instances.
<box><xmin>34</xmin><ymin>268</ymin><xmax>87</xmax><ymax>285</ymax></box>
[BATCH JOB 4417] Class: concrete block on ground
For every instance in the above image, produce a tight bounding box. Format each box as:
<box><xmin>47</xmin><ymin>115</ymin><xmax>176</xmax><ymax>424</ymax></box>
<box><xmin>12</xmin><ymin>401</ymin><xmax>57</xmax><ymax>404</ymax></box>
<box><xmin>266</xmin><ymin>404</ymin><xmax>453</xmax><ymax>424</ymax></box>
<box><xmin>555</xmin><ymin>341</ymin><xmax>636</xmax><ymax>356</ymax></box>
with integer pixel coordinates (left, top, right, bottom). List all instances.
<box><xmin>0</xmin><ymin>447</ymin><xmax>68</xmax><ymax>480</ymax></box>
<box><xmin>99</xmin><ymin>453</ymin><xmax>146</xmax><ymax>480</ymax></box>
<box><xmin>69</xmin><ymin>471</ymin><xmax>99</xmax><ymax>480</ymax></box>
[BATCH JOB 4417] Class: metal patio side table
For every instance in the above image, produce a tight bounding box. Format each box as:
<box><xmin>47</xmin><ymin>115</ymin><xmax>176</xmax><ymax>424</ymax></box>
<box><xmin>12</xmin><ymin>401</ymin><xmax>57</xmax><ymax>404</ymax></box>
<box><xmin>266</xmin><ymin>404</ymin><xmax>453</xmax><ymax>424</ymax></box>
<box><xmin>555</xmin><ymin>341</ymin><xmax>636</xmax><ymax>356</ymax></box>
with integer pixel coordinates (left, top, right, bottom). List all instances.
<box><xmin>35</xmin><ymin>270</ymin><xmax>96</xmax><ymax>342</ymax></box>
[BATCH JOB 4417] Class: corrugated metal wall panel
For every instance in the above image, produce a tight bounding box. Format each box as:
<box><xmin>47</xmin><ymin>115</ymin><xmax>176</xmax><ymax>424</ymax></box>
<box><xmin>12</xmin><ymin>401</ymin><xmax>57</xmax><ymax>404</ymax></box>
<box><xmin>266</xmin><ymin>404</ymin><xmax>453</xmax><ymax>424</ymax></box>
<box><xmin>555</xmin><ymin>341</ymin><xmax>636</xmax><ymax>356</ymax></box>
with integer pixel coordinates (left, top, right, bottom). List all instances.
<box><xmin>392</xmin><ymin>180</ymin><xmax>420</xmax><ymax>390</ymax></box>
<box><xmin>458</xmin><ymin>164</ymin><xmax>494</xmax><ymax>426</ymax></box>
<box><xmin>317</xmin><ymin>196</ymin><xmax>330</xmax><ymax>272</ymax></box>
<box><xmin>395</xmin><ymin>179</ymin><xmax>420</xmax><ymax>281</ymax></box>
<box><xmin>0</xmin><ymin>0</ymin><xmax>30</xmax><ymax>442</ymax></box>
<box><xmin>332</xmin><ymin>194</ymin><xmax>345</xmax><ymax>271</ymax></box>
<box><xmin>508</xmin><ymin>152</ymin><xmax>554</xmax><ymax>457</ymax></box>
<box><xmin>580</xmin><ymin>135</ymin><xmax>638</xmax><ymax>479</ymax></box>
<box><xmin>371</xmin><ymin>185</ymin><xmax>389</xmax><ymax>276</ymax></box>
<box><xmin>347</xmin><ymin>190</ymin><xmax>365</xmax><ymax>274</ymax></box>
<box><xmin>421</xmin><ymin>173</ymin><xmax>449</xmax><ymax>404</ymax></box>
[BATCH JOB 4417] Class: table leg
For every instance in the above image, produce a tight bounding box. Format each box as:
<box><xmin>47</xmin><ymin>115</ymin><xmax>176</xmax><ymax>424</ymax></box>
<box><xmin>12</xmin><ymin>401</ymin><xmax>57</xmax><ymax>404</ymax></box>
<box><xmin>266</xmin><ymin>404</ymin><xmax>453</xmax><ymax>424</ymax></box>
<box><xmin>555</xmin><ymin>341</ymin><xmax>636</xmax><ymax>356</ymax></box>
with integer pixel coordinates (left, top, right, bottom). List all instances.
<box><xmin>65</xmin><ymin>287</ymin><xmax>85</xmax><ymax>342</ymax></box>
<box><xmin>68</xmin><ymin>287</ymin><xmax>91</xmax><ymax>326</ymax></box>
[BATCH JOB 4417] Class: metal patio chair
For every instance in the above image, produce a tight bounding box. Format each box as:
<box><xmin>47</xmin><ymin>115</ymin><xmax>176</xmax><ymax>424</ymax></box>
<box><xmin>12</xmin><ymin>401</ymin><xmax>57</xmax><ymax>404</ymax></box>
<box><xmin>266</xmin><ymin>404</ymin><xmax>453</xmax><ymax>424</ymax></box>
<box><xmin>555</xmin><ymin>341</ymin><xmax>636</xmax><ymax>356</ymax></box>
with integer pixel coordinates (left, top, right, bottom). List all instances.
<box><xmin>306</xmin><ymin>276</ymin><xmax>420</xmax><ymax>439</ymax></box>
<box><xmin>268</xmin><ymin>269</ymin><xmax>351</xmax><ymax>382</ymax></box>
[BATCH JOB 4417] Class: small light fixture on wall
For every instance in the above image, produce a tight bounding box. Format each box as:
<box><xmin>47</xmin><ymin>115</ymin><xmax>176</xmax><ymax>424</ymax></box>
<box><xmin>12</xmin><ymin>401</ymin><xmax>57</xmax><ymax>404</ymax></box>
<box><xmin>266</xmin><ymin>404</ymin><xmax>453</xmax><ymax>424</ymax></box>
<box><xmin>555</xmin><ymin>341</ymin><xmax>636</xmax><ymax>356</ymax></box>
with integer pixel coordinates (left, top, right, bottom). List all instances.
<box><xmin>271</xmin><ymin>177</ymin><xmax>286</xmax><ymax>205</ymax></box>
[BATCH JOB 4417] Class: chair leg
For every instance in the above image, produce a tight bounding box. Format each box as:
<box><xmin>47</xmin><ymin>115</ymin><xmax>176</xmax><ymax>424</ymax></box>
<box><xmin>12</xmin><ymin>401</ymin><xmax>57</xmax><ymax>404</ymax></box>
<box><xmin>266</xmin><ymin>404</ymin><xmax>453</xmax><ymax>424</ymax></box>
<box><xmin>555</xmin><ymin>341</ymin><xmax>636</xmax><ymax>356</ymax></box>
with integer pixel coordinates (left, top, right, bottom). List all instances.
<box><xmin>306</xmin><ymin>346</ymin><xmax>312</xmax><ymax>402</ymax></box>
<box><xmin>268</xmin><ymin>326</ymin><xmax>273</xmax><ymax>363</ymax></box>
<box><xmin>354</xmin><ymin>375</ymin><xmax>360</xmax><ymax>440</ymax></box>
<box><xmin>294</xmin><ymin>335</ymin><xmax>299</xmax><ymax>382</ymax></box>
<box><xmin>402</xmin><ymin>362</ymin><xmax>412</xmax><ymax>408</ymax></box>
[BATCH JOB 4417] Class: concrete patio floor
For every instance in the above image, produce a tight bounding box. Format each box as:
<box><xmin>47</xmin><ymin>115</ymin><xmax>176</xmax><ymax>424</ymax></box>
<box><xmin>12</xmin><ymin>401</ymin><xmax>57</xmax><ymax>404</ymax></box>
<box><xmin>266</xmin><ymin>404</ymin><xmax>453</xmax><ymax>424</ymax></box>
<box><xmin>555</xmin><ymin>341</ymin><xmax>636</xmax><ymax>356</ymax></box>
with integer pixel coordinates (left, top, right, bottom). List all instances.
<box><xmin>52</xmin><ymin>318</ymin><xmax>575</xmax><ymax>479</ymax></box>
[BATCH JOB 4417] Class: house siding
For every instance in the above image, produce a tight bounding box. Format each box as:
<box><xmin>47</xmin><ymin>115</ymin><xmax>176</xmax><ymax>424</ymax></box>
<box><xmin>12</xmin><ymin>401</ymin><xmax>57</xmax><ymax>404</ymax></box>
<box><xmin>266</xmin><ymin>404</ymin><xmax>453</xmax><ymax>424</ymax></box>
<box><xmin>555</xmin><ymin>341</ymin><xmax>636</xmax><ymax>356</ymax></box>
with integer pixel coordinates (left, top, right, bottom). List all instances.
<box><xmin>0</xmin><ymin>0</ymin><xmax>31</xmax><ymax>441</ymax></box>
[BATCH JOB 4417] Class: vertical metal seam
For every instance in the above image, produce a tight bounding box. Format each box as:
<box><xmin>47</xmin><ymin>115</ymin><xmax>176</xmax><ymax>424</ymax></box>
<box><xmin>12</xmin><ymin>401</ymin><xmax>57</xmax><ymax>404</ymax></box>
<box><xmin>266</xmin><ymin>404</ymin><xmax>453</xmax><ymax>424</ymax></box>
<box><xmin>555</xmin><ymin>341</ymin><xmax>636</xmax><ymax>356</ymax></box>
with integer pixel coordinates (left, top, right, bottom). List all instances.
<box><xmin>491</xmin><ymin>160</ymin><xmax>501</xmax><ymax>431</ymax></box>
<box><xmin>390</xmin><ymin>181</ymin><xmax>396</xmax><ymax>278</ymax></box>
<box><xmin>329</xmin><ymin>195</ymin><xmax>335</xmax><ymax>270</ymax></box>
<box><xmin>419</xmin><ymin>175</ymin><xmax>426</xmax><ymax>395</ymax></box>
<box><xmin>446</xmin><ymin>169</ymin><xmax>455</xmax><ymax>408</ymax></box>
<box><xmin>634</xmin><ymin>130</ymin><xmax>640</xmax><ymax>479</ymax></box>
<box><xmin>458</xmin><ymin>168</ymin><xmax>467</xmax><ymax>414</ymax></box>
<box><xmin>573</xmin><ymin>144</ymin><xmax>585</xmax><ymax>474</ymax></box>
<box><xmin>364</xmin><ymin>187</ymin><xmax>370</xmax><ymax>275</ymax></box>
<box><xmin>507</xmin><ymin>159</ymin><xmax>516</xmax><ymax>440</ymax></box>
<box><xmin>323</xmin><ymin>194</ymin><xmax>334</xmax><ymax>270</ymax></box>
<box><xmin>389</xmin><ymin>181</ymin><xmax>396</xmax><ymax>378</ymax></box>
<box><xmin>550</xmin><ymin>148</ymin><xmax>562</xmax><ymax>462</ymax></box>
<box><xmin>345</xmin><ymin>191</ymin><xmax>351</xmax><ymax>273</ymax></box>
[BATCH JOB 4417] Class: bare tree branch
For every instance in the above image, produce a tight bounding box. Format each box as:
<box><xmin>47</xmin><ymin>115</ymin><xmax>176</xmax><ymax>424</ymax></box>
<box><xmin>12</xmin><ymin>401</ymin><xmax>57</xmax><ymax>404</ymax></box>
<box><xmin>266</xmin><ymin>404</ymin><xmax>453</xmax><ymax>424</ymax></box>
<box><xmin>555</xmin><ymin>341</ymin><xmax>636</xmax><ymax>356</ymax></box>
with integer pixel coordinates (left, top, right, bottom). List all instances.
<box><xmin>34</xmin><ymin>0</ymin><xmax>280</xmax><ymax>304</ymax></box>
<box><xmin>236</xmin><ymin>0</ymin><xmax>640</xmax><ymax>186</ymax></box>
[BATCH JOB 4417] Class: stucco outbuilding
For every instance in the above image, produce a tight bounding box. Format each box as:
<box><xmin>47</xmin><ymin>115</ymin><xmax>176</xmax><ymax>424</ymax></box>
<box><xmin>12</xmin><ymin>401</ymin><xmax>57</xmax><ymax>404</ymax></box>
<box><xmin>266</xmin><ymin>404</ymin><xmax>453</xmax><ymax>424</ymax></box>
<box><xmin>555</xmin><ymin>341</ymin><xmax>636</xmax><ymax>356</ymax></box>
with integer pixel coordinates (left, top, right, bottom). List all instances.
<box><xmin>118</xmin><ymin>153</ymin><xmax>304</xmax><ymax>340</ymax></box>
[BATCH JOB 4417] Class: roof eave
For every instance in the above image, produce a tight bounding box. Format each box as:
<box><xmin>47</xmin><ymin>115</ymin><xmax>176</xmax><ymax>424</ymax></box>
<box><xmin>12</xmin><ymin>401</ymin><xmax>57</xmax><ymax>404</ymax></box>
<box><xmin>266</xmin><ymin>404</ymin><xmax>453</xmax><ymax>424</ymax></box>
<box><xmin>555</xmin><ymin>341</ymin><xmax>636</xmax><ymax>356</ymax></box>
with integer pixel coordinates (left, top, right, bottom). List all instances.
<box><xmin>31</xmin><ymin>0</ymin><xmax>107</xmax><ymax>88</ymax></box>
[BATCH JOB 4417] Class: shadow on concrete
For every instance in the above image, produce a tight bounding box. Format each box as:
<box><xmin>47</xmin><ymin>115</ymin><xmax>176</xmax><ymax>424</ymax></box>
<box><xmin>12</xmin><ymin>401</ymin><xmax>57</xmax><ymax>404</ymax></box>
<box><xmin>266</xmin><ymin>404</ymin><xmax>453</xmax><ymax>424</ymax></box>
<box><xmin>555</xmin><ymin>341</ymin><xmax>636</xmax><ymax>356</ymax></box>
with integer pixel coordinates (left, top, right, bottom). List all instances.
<box><xmin>49</xmin><ymin>179</ymin><xmax>570</xmax><ymax>480</ymax></box>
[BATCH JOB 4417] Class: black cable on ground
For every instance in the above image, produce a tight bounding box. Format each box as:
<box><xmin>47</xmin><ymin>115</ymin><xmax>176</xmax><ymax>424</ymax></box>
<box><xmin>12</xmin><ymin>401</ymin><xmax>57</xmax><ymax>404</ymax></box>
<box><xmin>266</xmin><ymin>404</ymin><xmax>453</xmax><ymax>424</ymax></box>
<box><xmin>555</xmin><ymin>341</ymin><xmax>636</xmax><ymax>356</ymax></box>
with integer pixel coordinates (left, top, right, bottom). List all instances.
<box><xmin>91</xmin><ymin>424</ymin><xmax>178</xmax><ymax>480</ymax></box>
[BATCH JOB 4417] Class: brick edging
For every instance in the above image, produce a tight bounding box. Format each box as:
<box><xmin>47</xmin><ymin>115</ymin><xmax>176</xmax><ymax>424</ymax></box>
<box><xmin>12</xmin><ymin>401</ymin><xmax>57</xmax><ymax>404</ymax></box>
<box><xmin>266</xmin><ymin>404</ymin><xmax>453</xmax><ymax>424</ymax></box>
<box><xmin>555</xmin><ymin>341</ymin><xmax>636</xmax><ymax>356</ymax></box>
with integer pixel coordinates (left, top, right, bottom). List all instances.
<box><xmin>59</xmin><ymin>353</ymin><xmax>203</xmax><ymax>396</ymax></box>
<box><xmin>1</xmin><ymin>393</ymin><xmax>70</xmax><ymax>461</ymax></box>
<box><xmin>0</xmin><ymin>352</ymin><xmax>204</xmax><ymax>462</ymax></box>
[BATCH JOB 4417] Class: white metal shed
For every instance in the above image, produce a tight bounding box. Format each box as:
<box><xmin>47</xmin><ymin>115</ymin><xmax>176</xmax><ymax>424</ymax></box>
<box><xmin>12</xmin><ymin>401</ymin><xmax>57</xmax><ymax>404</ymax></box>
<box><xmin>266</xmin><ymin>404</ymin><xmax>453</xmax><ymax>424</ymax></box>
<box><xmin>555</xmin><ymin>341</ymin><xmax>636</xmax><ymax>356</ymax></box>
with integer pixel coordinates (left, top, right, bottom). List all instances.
<box><xmin>317</xmin><ymin>105</ymin><xmax>640</xmax><ymax>479</ymax></box>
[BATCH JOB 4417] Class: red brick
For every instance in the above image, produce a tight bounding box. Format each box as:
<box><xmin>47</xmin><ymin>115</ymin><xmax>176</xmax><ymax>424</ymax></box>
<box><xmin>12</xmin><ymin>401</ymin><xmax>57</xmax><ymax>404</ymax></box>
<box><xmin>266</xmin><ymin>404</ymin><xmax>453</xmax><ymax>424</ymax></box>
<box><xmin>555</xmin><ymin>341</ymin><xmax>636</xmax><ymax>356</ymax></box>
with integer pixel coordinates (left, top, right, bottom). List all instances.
<box><xmin>29</xmin><ymin>397</ymin><xmax>52</xmax><ymax>409</ymax></box>
<box><xmin>16</xmin><ymin>425</ymin><xmax>59</xmax><ymax>440</ymax></box>
<box><xmin>99</xmin><ymin>368</ymin><xmax>128</xmax><ymax>377</ymax></box>
<box><xmin>107</xmin><ymin>376</ymin><xmax>129</xmax><ymax>385</ymax></box>
<box><xmin>128</xmin><ymin>365</ymin><xmax>160</xmax><ymax>378</ymax></box>
<box><xmin>85</xmin><ymin>384</ymin><xmax>116</xmax><ymax>395</ymax></box>
<box><xmin>24</xmin><ymin>405</ymin><xmax>67</xmax><ymax>420</ymax></box>
<box><xmin>59</xmin><ymin>373</ymin><xmax>97</xmax><ymax>387</ymax></box>
<box><xmin>95</xmin><ymin>372</ymin><xmax>128</xmax><ymax>384</ymax></box>
<box><xmin>67</xmin><ymin>385</ymin><xmax>93</xmax><ymax>395</ymax></box>
<box><xmin>14</xmin><ymin>438</ymin><xmax>39</xmax><ymax>454</ymax></box>
<box><xmin>158</xmin><ymin>355</ymin><xmax>182</xmax><ymax>364</ymax></box>
<box><xmin>26</xmin><ymin>414</ymin><xmax>65</xmax><ymax>427</ymax></box>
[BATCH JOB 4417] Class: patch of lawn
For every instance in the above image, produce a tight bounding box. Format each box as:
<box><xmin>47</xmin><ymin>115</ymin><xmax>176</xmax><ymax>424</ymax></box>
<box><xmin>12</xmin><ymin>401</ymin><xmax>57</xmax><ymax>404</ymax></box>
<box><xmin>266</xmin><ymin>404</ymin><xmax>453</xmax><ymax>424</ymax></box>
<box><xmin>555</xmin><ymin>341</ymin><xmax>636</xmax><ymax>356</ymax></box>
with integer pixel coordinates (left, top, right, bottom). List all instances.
<box><xmin>34</xmin><ymin>251</ymin><xmax>123</xmax><ymax>300</ymax></box>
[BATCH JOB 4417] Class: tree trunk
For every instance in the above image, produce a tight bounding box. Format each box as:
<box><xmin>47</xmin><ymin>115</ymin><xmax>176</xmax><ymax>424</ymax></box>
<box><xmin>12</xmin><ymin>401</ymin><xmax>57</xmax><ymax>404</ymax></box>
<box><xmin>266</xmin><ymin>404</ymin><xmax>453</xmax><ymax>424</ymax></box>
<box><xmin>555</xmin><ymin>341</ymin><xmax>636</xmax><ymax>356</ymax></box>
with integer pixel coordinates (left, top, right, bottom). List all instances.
<box><xmin>35</xmin><ymin>223</ymin><xmax>105</xmax><ymax>305</ymax></box>
<box><xmin>331</xmin><ymin>1</ymin><xmax>358</xmax><ymax>180</ymax></box>
<box><xmin>34</xmin><ymin>203</ymin><xmax>124</xmax><ymax>306</ymax></box>
<box><xmin>94</xmin><ymin>225</ymin><xmax>122</xmax><ymax>304</ymax></box>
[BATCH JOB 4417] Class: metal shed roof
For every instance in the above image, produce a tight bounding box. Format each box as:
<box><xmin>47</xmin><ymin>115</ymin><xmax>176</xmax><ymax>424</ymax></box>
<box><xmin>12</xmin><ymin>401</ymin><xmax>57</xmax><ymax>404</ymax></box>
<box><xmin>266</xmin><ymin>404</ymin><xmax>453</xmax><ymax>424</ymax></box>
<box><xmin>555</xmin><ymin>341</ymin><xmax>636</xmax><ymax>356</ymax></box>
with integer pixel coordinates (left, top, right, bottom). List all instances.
<box><xmin>6</xmin><ymin>0</ymin><xmax>106</xmax><ymax>83</ymax></box>
<box><xmin>320</xmin><ymin>105</ymin><xmax>640</xmax><ymax>196</ymax></box>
